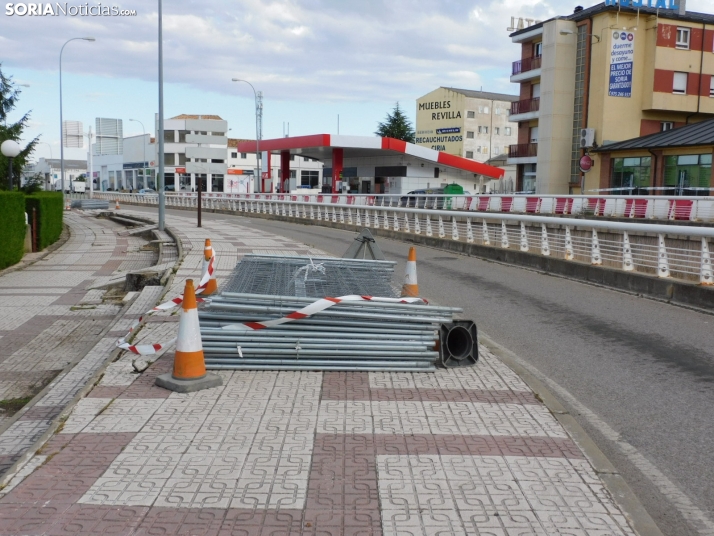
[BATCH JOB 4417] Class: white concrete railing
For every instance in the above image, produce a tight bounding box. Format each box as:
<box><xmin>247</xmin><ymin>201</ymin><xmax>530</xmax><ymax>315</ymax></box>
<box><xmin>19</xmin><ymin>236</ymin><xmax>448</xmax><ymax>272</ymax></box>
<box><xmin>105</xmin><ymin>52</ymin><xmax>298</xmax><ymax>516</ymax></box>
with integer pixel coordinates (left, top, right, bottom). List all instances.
<box><xmin>95</xmin><ymin>191</ymin><xmax>714</xmax><ymax>222</ymax></box>
<box><xmin>95</xmin><ymin>192</ymin><xmax>714</xmax><ymax>285</ymax></box>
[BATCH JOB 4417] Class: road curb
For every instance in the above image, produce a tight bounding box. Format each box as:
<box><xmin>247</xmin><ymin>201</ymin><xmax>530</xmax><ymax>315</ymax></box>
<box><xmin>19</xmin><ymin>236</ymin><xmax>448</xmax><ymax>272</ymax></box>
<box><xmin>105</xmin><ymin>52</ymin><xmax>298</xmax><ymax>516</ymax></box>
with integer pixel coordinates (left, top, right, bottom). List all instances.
<box><xmin>479</xmin><ymin>332</ymin><xmax>664</xmax><ymax>536</ymax></box>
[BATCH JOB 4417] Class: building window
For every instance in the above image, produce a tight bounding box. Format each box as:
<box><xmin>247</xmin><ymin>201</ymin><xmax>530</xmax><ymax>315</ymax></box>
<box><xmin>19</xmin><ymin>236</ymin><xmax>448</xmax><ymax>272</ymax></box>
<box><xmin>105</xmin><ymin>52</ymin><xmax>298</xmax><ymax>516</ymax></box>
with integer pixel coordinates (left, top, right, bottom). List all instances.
<box><xmin>505</xmin><ymin>127</ymin><xmax>512</xmax><ymax>136</ymax></box>
<box><xmin>231</xmin><ymin>152</ymin><xmax>237</xmax><ymax>158</ymax></box>
<box><xmin>478</xmin><ymin>106</ymin><xmax>484</xmax><ymax>113</ymax></box>
<box><xmin>301</xmin><ymin>170</ymin><xmax>319</xmax><ymax>188</ymax></box>
<box><xmin>534</xmin><ymin>42</ymin><xmax>543</xmax><ymax>57</ymax></box>
<box><xmin>673</xmin><ymin>72</ymin><xmax>688</xmax><ymax>94</ymax></box>
<box><xmin>478</xmin><ymin>126</ymin><xmax>488</xmax><ymax>134</ymax></box>
<box><xmin>611</xmin><ymin>157</ymin><xmax>652</xmax><ymax>193</ymax></box>
<box><xmin>675</xmin><ymin>27</ymin><xmax>690</xmax><ymax>49</ymax></box>
<box><xmin>710</xmin><ymin>76</ymin><xmax>714</xmax><ymax>97</ymax></box>
<box><xmin>661</xmin><ymin>122</ymin><xmax>674</xmax><ymax>131</ymax></box>
<box><xmin>241</xmin><ymin>153</ymin><xmax>247</xmax><ymax>159</ymax></box>
<box><xmin>211</xmin><ymin>174</ymin><xmax>224</xmax><ymax>192</ymax></box>
<box><xmin>211</xmin><ymin>159</ymin><xmax>224</xmax><ymax>164</ymax></box>
<box><xmin>164</xmin><ymin>130</ymin><xmax>175</xmax><ymax>143</ymax></box>
<box><xmin>178</xmin><ymin>130</ymin><xmax>188</xmax><ymax>143</ymax></box>
<box><xmin>664</xmin><ymin>154</ymin><xmax>712</xmax><ymax>194</ymax></box>
<box><xmin>494</xmin><ymin>146</ymin><xmax>500</xmax><ymax>154</ymax></box>
<box><xmin>495</xmin><ymin>127</ymin><xmax>500</xmax><ymax>135</ymax></box>
<box><xmin>164</xmin><ymin>152</ymin><xmax>175</xmax><ymax>166</ymax></box>
<box><xmin>467</xmin><ymin>111</ymin><xmax>475</xmax><ymax>118</ymax></box>
<box><xmin>483</xmin><ymin>106</ymin><xmax>489</xmax><ymax>114</ymax></box>
<box><xmin>290</xmin><ymin>170</ymin><xmax>297</xmax><ymax>178</ymax></box>
<box><xmin>466</xmin><ymin>151</ymin><xmax>474</xmax><ymax>158</ymax></box>
<box><xmin>466</xmin><ymin>131</ymin><xmax>474</xmax><ymax>139</ymax></box>
<box><xmin>289</xmin><ymin>155</ymin><xmax>295</xmax><ymax>161</ymax></box>
<box><xmin>178</xmin><ymin>153</ymin><xmax>186</xmax><ymax>165</ymax></box>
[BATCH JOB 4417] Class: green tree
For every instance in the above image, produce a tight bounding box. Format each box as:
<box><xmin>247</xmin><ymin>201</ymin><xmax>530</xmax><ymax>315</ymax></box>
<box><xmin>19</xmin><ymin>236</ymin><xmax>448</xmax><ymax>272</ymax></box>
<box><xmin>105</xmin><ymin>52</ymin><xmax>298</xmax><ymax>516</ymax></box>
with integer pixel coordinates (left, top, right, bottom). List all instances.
<box><xmin>0</xmin><ymin>64</ymin><xmax>39</xmax><ymax>190</ymax></box>
<box><xmin>375</xmin><ymin>102</ymin><xmax>415</xmax><ymax>143</ymax></box>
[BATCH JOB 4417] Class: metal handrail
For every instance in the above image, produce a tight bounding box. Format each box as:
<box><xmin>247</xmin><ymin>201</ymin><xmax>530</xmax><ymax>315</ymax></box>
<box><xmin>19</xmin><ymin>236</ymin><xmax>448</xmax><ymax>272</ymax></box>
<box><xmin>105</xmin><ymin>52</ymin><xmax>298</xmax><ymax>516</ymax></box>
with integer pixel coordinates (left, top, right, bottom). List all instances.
<box><xmin>94</xmin><ymin>191</ymin><xmax>714</xmax><ymax>222</ymax></box>
<box><xmin>93</xmin><ymin>192</ymin><xmax>714</xmax><ymax>285</ymax></box>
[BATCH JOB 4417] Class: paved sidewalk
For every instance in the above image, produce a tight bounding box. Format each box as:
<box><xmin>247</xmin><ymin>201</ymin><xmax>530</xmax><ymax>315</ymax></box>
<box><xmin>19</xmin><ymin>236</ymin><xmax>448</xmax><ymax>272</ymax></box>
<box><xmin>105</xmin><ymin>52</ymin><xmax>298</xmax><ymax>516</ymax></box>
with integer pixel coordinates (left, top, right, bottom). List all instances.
<box><xmin>0</xmin><ymin>209</ymin><xmax>638</xmax><ymax>535</ymax></box>
<box><xmin>0</xmin><ymin>211</ymin><xmax>160</xmax><ymax>475</ymax></box>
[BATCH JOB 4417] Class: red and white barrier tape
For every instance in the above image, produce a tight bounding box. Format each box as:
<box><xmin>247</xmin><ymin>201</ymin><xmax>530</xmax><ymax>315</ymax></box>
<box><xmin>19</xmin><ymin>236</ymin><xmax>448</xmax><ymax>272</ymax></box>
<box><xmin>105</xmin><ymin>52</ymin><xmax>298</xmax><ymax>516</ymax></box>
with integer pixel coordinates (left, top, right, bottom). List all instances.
<box><xmin>221</xmin><ymin>295</ymin><xmax>427</xmax><ymax>332</ymax></box>
<box><xmin>116</xmin><ymin>248</ymin><xmax>215</xmax><ymax>355</ymax></box>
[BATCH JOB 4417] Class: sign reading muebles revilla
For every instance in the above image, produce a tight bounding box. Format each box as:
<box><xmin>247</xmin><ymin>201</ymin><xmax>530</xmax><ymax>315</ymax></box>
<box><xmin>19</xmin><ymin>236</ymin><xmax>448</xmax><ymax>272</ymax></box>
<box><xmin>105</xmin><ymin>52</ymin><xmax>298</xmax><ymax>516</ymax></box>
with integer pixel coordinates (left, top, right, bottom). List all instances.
<box><xmin>609</xmin><ymin>31</ymin><xmax>634</xmax><ymax>98</ymax></box>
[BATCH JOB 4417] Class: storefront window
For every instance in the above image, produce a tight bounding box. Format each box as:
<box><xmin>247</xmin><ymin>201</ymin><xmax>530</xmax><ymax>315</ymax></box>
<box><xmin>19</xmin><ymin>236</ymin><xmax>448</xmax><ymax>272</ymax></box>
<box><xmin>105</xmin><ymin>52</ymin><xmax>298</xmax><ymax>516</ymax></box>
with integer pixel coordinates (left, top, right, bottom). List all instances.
<box><xmin>663</xmin><ymin>154</ymin><xmax>712</xmax><ymax>195</ymax></box>
<box><xmin>301</xmin><ymin>170</ymin><xmax>319</xmax><ymax>188</ymax></box>
<box><xmin>179</xmin><ymin>173</ymin><xmax>191</xmax><ymax>191</ymax></box>
<box><xmin>522</xmin><ymin>163</ymin><xmax>537</xmax><ymax>193</ymax></box>
<box><xmin>611</xmin><ymin>156</ymin><xmax>651</xmax><ymax>194</ymax></box>
<box><xmin>212</xmin><ymin>174</ymin><xmax>224</xmax><ymax>192</ymax></box>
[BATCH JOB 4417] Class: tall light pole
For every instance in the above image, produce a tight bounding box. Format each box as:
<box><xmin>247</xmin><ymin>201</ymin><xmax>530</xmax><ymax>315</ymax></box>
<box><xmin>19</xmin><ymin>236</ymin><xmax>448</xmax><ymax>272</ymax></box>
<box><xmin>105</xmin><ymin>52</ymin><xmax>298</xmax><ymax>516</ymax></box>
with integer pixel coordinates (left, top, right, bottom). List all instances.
<box><xmin>231</xmin><ymin>79</ymin><xmax>262</xmax><ymax>192</ymax></box>
<box><xmin>59</xmin><ymin>37</ymin><xmax>95</xmax><ymax>193</ymax></box>
<box><xmin>157</xmin><ymin>0</ymin><xmax>166</xmax><ymax>231</ymax></box>
<box><xmin>86</xmin><ymin>126</ymin><xmax>93</xmax><ymax>197</ymax></box>
<box><xmin>129</xmin><ymin>119</ymin><xmax>146</xmax><ymax>192</ymax></box>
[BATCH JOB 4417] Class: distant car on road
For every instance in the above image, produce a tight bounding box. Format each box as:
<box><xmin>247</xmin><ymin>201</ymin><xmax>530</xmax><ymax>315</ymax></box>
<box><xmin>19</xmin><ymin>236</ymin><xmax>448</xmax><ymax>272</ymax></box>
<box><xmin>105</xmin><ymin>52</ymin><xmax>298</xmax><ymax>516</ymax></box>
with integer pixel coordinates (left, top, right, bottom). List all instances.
<box><xmin>138</xmin><ymin>188</ymin><xmax>156</xmax><ymax>195</ymax></box>
<box><xmin>401</xmin><ymin>188</ymin><xmax>445</xmax><ymax>208</ymax></box>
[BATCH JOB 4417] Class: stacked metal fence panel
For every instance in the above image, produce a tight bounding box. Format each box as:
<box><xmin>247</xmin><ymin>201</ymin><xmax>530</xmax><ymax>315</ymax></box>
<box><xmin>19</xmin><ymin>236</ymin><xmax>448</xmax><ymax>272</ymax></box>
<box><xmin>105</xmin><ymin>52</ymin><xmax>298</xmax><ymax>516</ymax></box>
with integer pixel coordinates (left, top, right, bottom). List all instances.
<box><xmin>221</xmin><ymin>255</ymin><xmax>399</xmax><ymax>298</ymax></box>
<box><xmin>71</xmin><ymin>199</ymin><xmax>110</xmax><ymax>210</ymax></box>
<box><xmin>199</xmin><ymin>293</ymin><xmax>462</xmax><ymax>372</ymax></box>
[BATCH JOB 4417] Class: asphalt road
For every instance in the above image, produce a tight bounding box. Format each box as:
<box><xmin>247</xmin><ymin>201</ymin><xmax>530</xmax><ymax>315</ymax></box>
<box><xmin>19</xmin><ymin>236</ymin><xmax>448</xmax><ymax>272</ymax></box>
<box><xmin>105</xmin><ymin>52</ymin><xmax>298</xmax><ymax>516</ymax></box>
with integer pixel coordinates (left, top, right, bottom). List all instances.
<box><xmin>139</xmin><ymin>206</ymin><xmax>714</xmax><ymax>535</ymax></box>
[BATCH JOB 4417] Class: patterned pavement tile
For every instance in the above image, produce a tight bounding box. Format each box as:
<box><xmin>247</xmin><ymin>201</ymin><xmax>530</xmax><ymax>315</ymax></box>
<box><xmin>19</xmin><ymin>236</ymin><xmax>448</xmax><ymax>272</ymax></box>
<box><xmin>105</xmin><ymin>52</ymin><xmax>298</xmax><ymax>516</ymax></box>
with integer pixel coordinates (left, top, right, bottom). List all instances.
<box><xmin>0</xmin><ymin>209</ymin><xmax>637</xmax><ymax>536</ymax></box>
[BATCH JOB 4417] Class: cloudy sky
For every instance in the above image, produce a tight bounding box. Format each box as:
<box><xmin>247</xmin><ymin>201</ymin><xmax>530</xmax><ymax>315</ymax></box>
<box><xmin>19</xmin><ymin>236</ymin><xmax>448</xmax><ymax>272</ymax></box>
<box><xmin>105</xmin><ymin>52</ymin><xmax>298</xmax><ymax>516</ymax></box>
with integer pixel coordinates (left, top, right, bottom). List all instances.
<box><xmin>1</xmin><ymin>0</ymin><xmax>710</xmax><ymax>159</ymax></box>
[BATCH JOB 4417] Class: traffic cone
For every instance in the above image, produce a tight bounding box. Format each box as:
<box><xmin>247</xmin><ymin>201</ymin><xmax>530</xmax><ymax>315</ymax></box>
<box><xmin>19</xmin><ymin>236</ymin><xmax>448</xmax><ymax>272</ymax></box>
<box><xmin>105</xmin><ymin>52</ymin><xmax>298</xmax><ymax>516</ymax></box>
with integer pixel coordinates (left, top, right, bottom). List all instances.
<box><xmin>401</xmin><ymin>247</ymin><xmax>419</xmax><ymax>297</ymax></box>
<box><xmin>115</xmin><ymin>199</ymin><xmax>120</xmax><ymax>210</ymax></box>
<box><xmin>65</xmin><ymin>199</ymin><xmax>71</xmax><ymax>210</ymax></box>
<box><xmin>201</xmin><ymin>239</ymin><xmax>218</xmax><ymax>295</ymax></box>
<box><xmin>155</xmin><ymin>279</ymin><xmax>222</xmax><ymax>393</ymax></box>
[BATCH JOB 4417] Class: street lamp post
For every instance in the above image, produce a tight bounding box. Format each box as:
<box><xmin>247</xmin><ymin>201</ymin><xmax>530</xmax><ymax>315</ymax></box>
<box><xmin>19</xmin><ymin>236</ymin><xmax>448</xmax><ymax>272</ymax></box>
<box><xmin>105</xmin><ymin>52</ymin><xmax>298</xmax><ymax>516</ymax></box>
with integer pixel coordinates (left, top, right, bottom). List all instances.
<box><xmin>59</xmin><ymin>37</ymin><xmax>95</xmax><ymax>194</ymax></box>
<box><xmin>1</xmin><ymin>140</ymin><xmax>21</xmax><ymax>190</ymax></box>
<box><xmin>129</xmin><ymin>119</ymin><xmax>146</xmax><ymax>192</ymax></box>
<box><xmin>231</xmin><ymin>79</ymin><xmax>262</xmax><ymax>192</ymax></box>
<box><xmin>157</xmin><ymin>0</ymin><xmax>166</xmax><ymax>231</ymax></box>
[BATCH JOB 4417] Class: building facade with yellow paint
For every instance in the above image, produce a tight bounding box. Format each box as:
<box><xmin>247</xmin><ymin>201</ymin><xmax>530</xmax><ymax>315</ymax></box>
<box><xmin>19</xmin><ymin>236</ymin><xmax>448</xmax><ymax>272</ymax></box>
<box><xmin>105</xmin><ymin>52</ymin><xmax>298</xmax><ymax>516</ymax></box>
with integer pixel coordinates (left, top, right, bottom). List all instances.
<box><xmin>508</xmin><ymin>1</ymin><xmax>714</xmax><ymax>194</ymax></box>
<box><xmin>415</xmin><ymin>88</ymin><xmax>519</xmax><ymax>164</ymax></box>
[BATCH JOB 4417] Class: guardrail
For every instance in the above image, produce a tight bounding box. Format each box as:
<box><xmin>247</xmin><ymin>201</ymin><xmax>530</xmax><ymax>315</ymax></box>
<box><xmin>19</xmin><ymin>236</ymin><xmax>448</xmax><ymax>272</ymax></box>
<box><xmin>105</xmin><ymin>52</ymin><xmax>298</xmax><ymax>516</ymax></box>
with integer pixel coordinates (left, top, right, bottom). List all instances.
<box><xmin>95</xmin><ymin>191</ymin><xmax>714</xmax><ymax>223</ymax></box>
<box><xmin>94</xmin><ymin>192</ymin><xmax>714</xmax><ymax>286</ymax></box>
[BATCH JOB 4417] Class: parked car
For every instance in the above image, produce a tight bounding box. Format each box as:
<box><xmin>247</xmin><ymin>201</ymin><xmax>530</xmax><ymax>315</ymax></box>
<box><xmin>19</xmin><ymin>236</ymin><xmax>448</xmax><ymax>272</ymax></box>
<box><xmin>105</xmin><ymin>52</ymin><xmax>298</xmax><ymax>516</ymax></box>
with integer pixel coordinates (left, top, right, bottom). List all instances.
<box><xmin>138</xmin><ymin>188</ymin><xmax>156</xmax><ymax>195</ymax></box>
<box><xmin>401</xmin><ymin>188</ymin><xmax>445</xmax><ymax>208</ymax></box>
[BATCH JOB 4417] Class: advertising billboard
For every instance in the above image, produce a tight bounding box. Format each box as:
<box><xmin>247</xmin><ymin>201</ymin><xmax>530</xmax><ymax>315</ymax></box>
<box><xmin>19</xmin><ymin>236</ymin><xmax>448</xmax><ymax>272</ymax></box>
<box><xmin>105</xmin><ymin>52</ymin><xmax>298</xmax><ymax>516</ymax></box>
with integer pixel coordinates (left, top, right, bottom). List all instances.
<box><xmin>609</xmin><ymin>31</ymin><xmax>635</xmax><ymax>98</ymax></box>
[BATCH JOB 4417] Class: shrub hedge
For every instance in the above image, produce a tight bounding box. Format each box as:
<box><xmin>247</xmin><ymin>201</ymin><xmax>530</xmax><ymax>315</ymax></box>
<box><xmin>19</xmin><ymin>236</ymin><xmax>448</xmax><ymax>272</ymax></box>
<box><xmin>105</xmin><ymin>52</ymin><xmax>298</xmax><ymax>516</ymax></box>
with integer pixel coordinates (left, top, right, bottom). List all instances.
<box><xmin>25</xmin><ymin>192</ymin><xmax>64</xmax><ymax>250</ymax></box>
<box><xmin>0</xmin><ymin>192</ymin><xmax>27</xmax><ymax>270</ymax></box>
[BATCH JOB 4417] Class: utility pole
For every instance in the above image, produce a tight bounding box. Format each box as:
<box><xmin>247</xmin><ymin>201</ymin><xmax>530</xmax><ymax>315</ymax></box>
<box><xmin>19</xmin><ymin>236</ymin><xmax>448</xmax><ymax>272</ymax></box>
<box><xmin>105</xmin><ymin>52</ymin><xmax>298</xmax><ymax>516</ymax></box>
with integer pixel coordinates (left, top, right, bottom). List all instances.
<box><xmin>157</xmin><ymin>0</ymin><xmax>166</xmax><ymax>231</ymax></box>
<box><xmin>256</xmin><ymin>90</ymin><xmax>263</xmax><ymax>191</ymax></box>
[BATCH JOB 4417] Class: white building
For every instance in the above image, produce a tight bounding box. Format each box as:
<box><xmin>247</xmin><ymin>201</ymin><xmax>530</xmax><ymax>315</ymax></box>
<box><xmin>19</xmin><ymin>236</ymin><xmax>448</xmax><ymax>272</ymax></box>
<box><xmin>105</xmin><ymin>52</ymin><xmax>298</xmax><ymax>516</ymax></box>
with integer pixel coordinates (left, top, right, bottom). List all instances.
<box><xmin>23</xmin><ymin>158</ymin><xmax>87</xmax><ymax>191</ymax></box>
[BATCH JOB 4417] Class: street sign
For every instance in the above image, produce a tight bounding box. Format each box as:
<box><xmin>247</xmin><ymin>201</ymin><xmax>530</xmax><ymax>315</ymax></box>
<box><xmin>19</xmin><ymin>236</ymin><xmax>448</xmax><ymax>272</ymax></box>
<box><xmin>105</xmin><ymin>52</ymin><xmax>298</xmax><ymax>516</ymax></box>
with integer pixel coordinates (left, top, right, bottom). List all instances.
<box><xmin>580</xmin><ymin>155</ymin><xmax>593</xmax><ymax>173</ymax></box>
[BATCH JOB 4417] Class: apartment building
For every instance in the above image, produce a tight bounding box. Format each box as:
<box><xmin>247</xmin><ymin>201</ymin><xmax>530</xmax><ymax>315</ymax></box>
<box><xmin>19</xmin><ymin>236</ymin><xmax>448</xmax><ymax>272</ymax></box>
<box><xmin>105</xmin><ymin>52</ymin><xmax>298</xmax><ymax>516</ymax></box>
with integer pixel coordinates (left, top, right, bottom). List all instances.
<box><xmin>415</xmin><ymin>88</ymin><xmax>519</xmax><ymax>163</ymax></box>
<box><xmin>508</xmin><ymin>1</ymin><xmax>714</xmax><ymax>194</ymax></box>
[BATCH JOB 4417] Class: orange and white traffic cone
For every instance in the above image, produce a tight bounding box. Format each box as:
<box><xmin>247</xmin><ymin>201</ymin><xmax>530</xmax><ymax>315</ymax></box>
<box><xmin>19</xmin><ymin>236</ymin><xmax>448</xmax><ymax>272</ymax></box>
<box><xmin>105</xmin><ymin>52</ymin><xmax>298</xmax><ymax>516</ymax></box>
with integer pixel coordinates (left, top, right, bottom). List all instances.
<box><xmin>401</xmin><ymin>246</ymin><xmax>419</xmax><ymax>297</ymax></box>
<box><xmin>155</xmin><ymin>279</ymin><xmax>222</xmax><ymax>393</ymax></box>
<box><xmin>201</xmin><ymin>239</ymin><xmax>218</xmax><ymax>296</ymax></box>
<box><xmin>115</xmin><ymin>199</ymin><xmax>120</xmax><ymax>210</ymax></box>
<box><xmin>65</xmin><ymin>199</ymin><xmax>71</xmax><ymax>210</ymax></box>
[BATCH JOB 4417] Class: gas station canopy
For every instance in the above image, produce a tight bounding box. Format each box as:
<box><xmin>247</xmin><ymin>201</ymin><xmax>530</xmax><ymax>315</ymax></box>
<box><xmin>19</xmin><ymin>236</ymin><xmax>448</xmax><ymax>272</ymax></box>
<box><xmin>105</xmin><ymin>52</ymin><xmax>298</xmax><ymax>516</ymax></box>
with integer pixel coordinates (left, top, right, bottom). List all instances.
<box><xmin>237</xmin><ymin>134</ymin><xmax>505</xmax><ymax>184</ymax></box>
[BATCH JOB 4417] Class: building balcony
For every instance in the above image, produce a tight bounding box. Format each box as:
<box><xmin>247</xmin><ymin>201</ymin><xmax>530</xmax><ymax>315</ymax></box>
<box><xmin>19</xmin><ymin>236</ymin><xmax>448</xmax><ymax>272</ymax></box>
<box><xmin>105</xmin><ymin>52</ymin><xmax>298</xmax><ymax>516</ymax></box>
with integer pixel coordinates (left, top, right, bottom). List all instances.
<box><xmin>512</xmin><ymin>56</ymin><xmax>541</xmax><ymax>75</ymax></box>
<box><xmin>507</xmin><ymin>143</ymin><xmax>538</xmax><ymax>165</ymax></box>
<box><xmin>509</xmin><ymin>97</ymin><xmax>540</xmax><ymax>122</ymax></box>
<box><xmin>510</xmin><ymin>56</ymin><xmax>542</xmax><ymax>83</ymax></box>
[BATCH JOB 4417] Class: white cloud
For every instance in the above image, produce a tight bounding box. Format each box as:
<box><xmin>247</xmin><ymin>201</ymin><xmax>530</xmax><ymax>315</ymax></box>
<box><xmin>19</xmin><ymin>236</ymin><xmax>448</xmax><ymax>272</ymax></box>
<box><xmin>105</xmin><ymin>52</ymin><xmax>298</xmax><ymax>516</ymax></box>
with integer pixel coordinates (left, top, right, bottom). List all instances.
<box><xmin>1</xmin><ymin>0</ymin><xmax>713</xmax><ymax>107</ymax></box>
